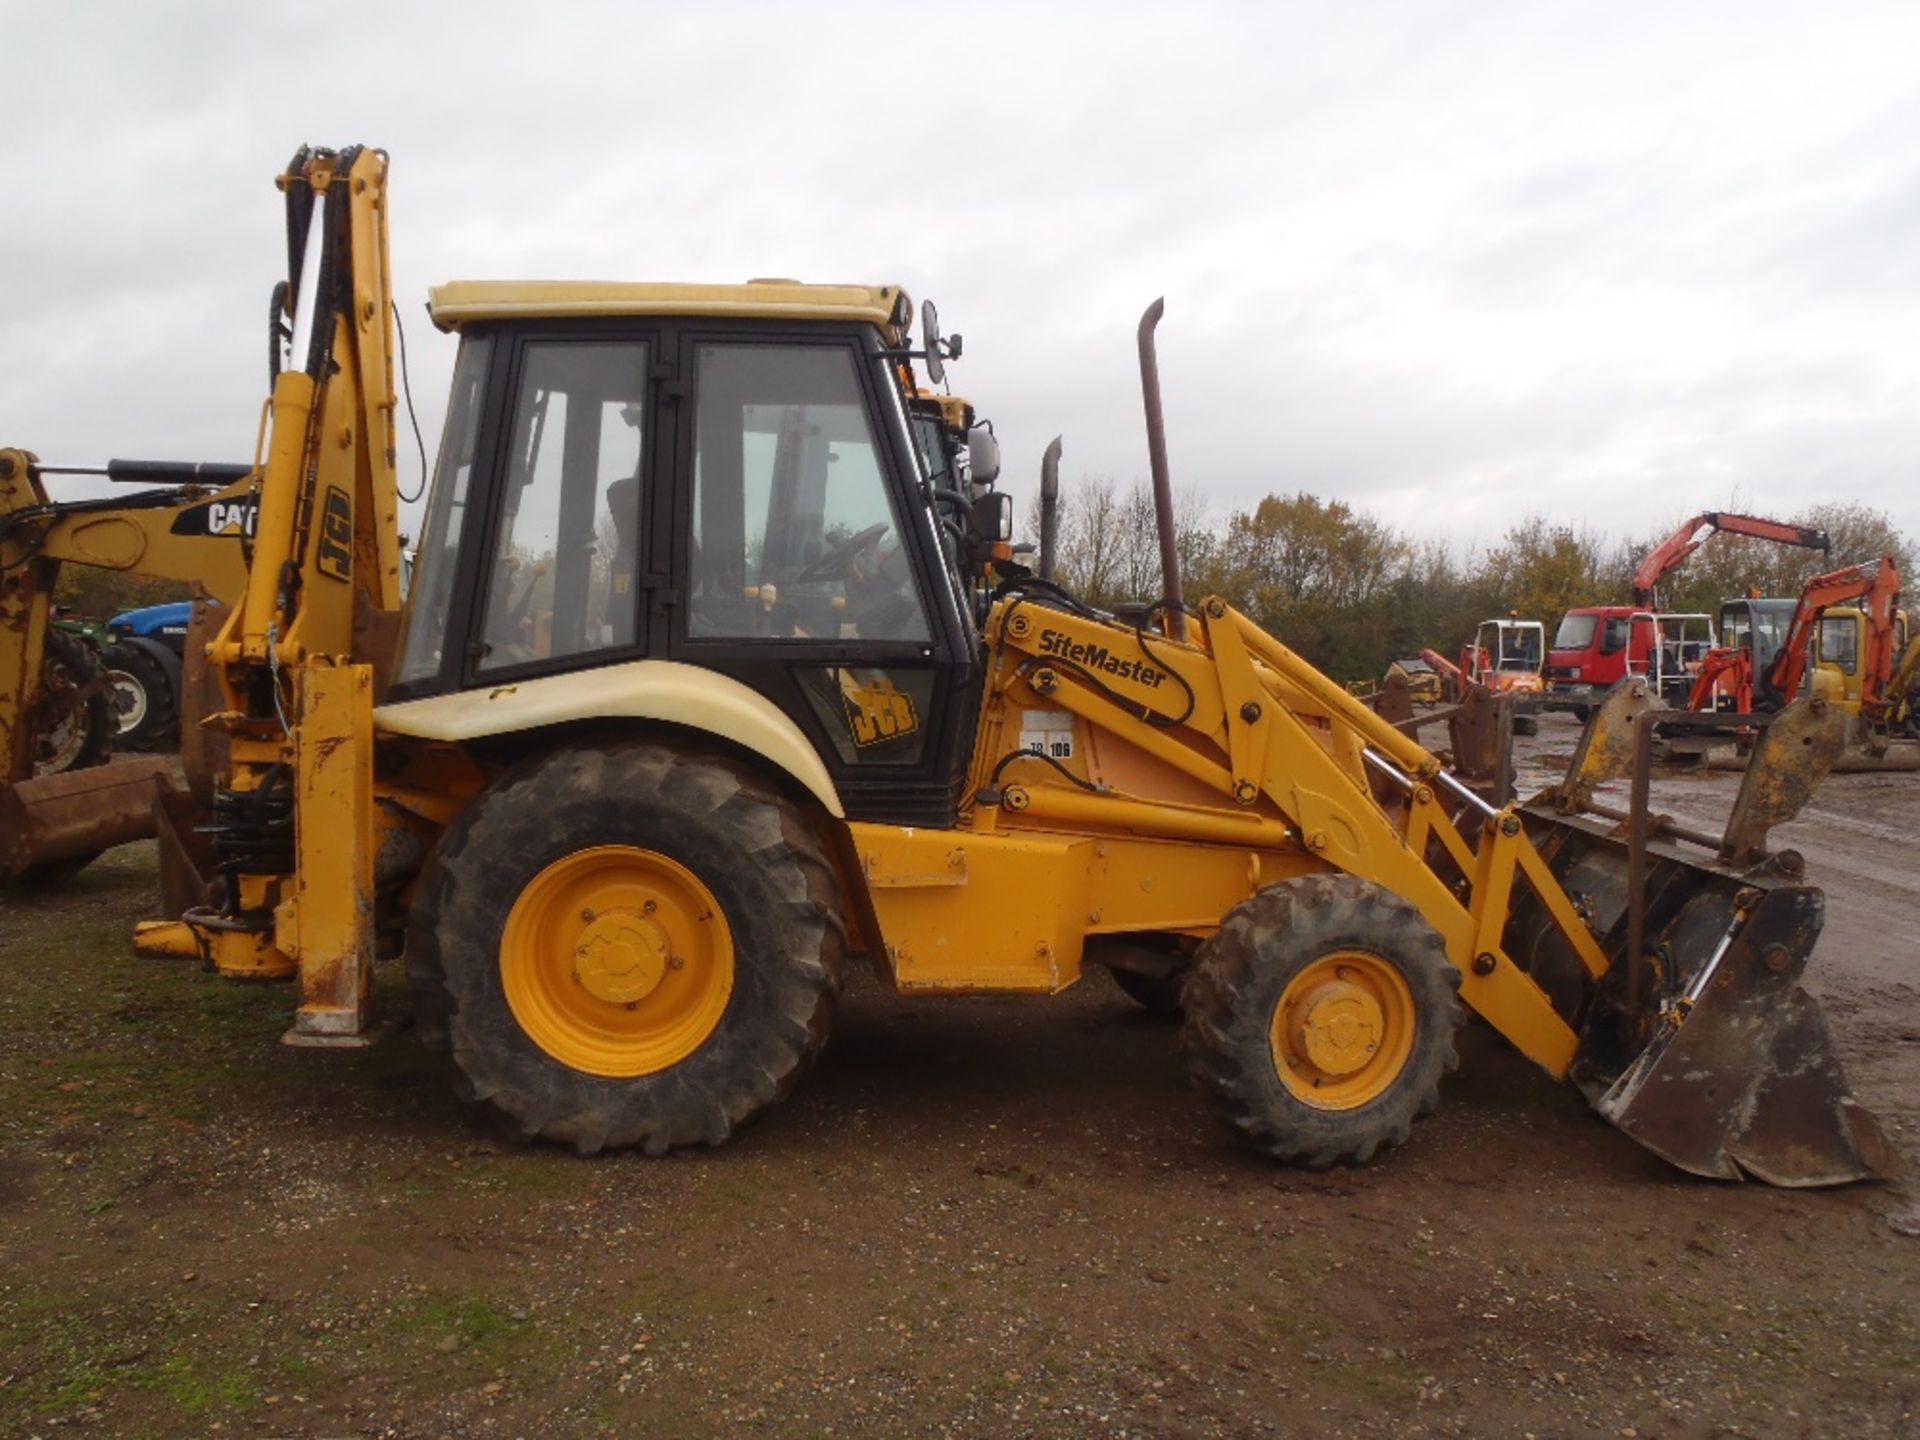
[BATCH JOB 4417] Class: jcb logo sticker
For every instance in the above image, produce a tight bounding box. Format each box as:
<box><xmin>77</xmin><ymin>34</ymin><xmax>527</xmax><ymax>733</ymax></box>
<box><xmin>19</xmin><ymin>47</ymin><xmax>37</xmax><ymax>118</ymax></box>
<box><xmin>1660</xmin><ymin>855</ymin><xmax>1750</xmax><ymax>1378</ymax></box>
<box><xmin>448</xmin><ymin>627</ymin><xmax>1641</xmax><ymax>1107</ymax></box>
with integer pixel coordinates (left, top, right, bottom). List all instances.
<box><xmin>316</xmin><ymin>485</ymin><xmax>352</xmax><ymax>582</ymax></box>
<box><xmin>839</xmin><ymin>672</ymin><xmax>919</xmax><ymax>748</ymax></box>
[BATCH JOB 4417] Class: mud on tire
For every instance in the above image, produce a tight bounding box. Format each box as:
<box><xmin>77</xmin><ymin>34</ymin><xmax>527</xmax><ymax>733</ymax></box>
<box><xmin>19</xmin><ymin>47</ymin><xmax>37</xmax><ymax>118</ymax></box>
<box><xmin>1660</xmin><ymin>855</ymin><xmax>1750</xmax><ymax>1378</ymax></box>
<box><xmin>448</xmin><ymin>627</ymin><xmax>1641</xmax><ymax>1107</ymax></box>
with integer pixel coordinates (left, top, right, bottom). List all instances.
<box><xmin>406</xmin><ymin>740</ymin><xmax>845</xmax><ymax>1155</ymax></box>
<box><xmin>1181</xmin><ymin>873</ymin><xmax>1463</xmax><ymax>1168</ymax></box>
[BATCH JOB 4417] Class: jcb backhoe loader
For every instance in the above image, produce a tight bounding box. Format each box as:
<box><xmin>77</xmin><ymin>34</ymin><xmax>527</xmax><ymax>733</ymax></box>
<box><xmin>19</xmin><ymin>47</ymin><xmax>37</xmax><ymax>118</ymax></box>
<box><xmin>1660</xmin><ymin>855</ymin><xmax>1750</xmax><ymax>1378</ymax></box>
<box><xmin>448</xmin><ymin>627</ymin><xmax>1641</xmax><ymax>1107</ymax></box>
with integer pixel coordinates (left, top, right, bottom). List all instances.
<box><xmin>2</xmin><ymin>145</ymin><xmax>1892</xmax><ymax>1186</ymax></box>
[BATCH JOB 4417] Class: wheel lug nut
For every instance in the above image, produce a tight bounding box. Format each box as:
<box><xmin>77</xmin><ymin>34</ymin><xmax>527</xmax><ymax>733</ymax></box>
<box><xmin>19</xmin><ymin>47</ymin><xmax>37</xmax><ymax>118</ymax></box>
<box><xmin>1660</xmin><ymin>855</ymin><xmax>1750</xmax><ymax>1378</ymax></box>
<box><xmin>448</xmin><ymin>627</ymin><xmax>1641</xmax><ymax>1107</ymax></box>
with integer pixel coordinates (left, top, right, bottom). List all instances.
<box><xmin>643</xmin><ymin>900</ymin><xmax>656</xmax><ymax>915</ymax></box>
<box><xmin>668</xmin><ymin>955</ymin><xmax>685</xmax><ymax>970</ymax></box>
<box><xmin>581</xmin><ymin>908</ymin><xmax>595</xmax><ymax>922</ymax></box>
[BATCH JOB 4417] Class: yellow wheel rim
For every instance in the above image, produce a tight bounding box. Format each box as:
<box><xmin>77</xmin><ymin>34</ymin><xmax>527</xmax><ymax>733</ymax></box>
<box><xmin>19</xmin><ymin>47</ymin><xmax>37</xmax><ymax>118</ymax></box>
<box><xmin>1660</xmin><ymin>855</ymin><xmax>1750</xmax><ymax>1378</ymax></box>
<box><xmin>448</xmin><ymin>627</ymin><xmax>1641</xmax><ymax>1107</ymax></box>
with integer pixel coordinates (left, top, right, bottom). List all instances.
<box><xmin>501</xmin><ymin>845</ymin><xmax>733</xmax><ymax>1078</ymax></box>
<box><xmin>1269</xmin><ymin>950</ymin><xmax>1415</xmax><ymax>1110</ymax></box>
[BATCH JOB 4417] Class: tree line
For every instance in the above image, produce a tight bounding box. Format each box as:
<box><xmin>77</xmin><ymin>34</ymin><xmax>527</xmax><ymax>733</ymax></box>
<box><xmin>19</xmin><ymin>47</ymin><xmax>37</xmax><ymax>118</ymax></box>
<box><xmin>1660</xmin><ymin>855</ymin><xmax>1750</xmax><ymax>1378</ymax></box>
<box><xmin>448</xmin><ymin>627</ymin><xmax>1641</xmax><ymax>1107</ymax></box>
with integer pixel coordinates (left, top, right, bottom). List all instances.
<box><xmin>1028</xmin><ymin>479</ymin><xmax>1914</xmax><ymax>683</ymax></box>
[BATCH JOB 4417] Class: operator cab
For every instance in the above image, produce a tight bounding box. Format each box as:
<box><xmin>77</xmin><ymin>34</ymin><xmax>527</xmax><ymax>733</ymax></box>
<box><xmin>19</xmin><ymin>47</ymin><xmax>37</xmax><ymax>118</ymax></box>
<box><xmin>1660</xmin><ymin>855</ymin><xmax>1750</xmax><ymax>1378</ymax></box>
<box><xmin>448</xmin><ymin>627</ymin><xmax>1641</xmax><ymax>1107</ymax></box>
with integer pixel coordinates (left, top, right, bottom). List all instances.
<box><xmin>391</xmin><ymin>281</ymin><xmax>993</xmax><ymax>826</ymax></box>
<box><xmin>1717</xmin><ymin>597</ymin><xmax>1801</xmax><ymax>704</ymax></box>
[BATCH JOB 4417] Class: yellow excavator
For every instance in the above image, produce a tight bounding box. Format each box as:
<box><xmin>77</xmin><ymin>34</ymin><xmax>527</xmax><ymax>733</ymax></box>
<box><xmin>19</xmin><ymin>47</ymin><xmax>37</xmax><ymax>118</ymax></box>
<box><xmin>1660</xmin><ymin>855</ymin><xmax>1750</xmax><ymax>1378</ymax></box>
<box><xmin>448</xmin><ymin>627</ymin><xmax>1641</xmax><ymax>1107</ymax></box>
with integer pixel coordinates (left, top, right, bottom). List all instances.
<box><xmin>0</xmin><ymin>144</ymin><xmax>1892</xmax><ymax>1185</ymax></box>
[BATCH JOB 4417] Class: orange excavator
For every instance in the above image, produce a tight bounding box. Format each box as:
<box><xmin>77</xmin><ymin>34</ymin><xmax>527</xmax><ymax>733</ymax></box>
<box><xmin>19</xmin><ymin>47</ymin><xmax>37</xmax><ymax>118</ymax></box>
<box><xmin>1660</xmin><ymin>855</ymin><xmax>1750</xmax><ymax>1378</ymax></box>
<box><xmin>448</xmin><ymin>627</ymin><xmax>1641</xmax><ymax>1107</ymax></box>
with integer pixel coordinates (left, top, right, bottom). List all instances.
<box><xmin>1689</xmin><ymin>558</ymin><xmax>1902</xmax><ymax>716</ymax></box>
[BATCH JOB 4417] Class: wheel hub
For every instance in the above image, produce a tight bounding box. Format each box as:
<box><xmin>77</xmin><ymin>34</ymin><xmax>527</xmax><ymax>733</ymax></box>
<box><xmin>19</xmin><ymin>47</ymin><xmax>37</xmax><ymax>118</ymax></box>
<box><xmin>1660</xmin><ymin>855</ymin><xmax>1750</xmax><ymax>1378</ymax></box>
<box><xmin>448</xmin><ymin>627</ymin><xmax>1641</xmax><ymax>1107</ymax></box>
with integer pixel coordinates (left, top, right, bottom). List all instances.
<box><xmin>573</xmin><ymin>909</ymin><xmax>672</xmax><ymax>1005</ymax></box>
<box><xmin>1269</xmin><ymin>949</ymin><xmax>1417</xmax><ymax>1110</ymax></box>
<box><xmin>501</xmin><ymin>845</ymin><xmax>734</xmax><ymax>1078</ymax></box>
<box><xmin>1290</xmin><ymin>979</ymin><xmax>1383</xmax><ymax>1077</ymax></box>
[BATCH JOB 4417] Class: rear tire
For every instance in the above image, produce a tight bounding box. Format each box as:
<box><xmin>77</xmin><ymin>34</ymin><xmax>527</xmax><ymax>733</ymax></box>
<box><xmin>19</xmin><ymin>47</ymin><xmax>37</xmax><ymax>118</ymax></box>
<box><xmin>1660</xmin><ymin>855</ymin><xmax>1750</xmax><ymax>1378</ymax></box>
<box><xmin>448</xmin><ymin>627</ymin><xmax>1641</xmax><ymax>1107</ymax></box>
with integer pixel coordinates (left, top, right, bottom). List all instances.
<box><xmin>406</xmin><ymin>740</ymin><xmax>845</xmax><ymax>1155</ymax></box>
<box><xmin>33</xmin><ymin>631</ymin><xmax>115</xmax><ymax>776</ymax></box>
<box><xmin>1182</xmin><ymin>873</ymin><xmax>1463</xmax><ymax>1168</ymax></box>
<box><xmin>100</xmin><ymin>640</ymin><xmax>180</xmax><ymax>751</ymax></box>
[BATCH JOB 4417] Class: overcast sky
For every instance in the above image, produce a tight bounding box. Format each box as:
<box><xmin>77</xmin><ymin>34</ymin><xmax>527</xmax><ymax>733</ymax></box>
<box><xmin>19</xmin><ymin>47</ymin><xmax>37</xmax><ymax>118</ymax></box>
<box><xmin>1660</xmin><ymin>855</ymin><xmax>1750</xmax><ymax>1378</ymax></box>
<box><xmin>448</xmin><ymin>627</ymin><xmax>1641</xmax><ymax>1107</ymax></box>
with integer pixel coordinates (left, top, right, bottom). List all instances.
<box><xmin>4</xmin><ymin>0</ymin><xmax>1917</xmax><ymax>556</ymax></box>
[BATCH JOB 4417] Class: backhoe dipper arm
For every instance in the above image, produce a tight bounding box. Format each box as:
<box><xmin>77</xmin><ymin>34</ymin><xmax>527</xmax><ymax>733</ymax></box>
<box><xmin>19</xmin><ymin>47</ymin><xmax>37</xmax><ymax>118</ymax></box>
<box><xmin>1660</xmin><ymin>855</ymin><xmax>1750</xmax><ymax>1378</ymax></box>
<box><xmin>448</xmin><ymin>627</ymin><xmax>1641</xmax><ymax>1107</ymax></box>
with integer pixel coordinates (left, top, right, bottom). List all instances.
<box><xmin>136</xmin><ymin>144</ymin><xmax>403</xmax><ymax>1042</ymax></box>
<box><xmin>221</xmin><ymin>143</ymin><xmax>401</xmax><ymax>677</ymax></box>
<box><xmin>1631</xmin><ymin>512</ymin><xmax>1831</xmax><ymax>608</ymax></box>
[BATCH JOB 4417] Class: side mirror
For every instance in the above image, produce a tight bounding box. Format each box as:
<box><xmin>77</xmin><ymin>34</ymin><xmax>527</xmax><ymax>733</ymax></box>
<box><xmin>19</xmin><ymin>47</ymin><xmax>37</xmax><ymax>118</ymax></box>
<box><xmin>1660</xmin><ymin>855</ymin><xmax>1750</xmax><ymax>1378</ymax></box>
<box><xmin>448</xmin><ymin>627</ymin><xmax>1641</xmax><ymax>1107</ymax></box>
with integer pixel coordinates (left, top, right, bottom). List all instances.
<box><xmin>970</xmin><ymin>491</ymin><xmax>1012</xmax><ymax>544</ymax></box>
<box><xmin>921</xmin><ymin>299</ymin><xmax>945</xmax><ymax>387</ymax></box>
<box><xmin>965</xmin><ymin>424</ymin><xmax>1000</xmax><ymax>488</ymax></box>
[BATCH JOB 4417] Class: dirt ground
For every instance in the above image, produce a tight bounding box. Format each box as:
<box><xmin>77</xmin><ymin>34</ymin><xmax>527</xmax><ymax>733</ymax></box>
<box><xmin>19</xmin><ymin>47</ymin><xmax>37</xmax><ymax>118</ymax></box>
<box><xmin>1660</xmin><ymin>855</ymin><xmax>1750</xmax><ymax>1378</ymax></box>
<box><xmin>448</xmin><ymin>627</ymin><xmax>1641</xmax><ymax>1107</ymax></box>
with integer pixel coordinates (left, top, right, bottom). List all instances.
<box><xmin>2</xmin><ymin>712</ymin><xmax>1916</xmax><ymax>1439</ymax></box>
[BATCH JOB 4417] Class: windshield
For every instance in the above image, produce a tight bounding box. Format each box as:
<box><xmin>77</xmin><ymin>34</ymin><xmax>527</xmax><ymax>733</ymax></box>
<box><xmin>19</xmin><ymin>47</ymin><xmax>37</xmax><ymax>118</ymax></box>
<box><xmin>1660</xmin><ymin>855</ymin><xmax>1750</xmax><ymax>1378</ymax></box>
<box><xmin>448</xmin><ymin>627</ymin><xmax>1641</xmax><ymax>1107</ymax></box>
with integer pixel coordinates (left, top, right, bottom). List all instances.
<box><xmin>394</xmin><ymin>335</ymin><xmax>493</xmax><ymax>687</ymax></box>
<box><xmin>1553</xmin><ymin>613</ymin><xmax>1598</xmax><ymax>650</ymax></box>
<box><xmin>1498</xmin><ymin>626</ymin><xmax>1542</xmax><ymax>669</ymax></box>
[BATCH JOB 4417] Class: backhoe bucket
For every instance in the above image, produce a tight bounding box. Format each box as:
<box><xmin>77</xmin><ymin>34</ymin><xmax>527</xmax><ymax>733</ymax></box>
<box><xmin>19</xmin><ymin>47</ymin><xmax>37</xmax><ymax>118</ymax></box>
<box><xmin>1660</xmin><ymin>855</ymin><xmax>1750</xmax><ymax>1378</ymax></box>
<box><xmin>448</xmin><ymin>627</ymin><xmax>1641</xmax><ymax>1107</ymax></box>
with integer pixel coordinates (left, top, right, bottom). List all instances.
<box><xmin>1513</xmin><ymin>687</ymin><xmax>1893</xmax><ymax>1186</ymax></box>
<box><xmin>1</xmin><ymin>757</ymin><xmax>179</xmax><ymax>884</ymax></box>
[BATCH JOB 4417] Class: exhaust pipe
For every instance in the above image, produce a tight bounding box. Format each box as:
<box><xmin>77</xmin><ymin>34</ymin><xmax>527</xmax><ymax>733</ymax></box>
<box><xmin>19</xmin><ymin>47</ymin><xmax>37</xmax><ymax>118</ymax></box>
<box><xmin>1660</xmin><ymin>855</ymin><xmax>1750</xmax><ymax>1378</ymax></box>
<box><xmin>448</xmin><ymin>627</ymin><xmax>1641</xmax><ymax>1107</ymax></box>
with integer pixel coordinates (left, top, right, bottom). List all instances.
<box><xmin>1038</xmin><ymin>435</ymin><xmax>1062</xmax><ymax>582</ymax></box>
<box><xmin>1137</xmin><ymin>299</ymin><xmax>1185</xmax><ymax>640</ymax></box>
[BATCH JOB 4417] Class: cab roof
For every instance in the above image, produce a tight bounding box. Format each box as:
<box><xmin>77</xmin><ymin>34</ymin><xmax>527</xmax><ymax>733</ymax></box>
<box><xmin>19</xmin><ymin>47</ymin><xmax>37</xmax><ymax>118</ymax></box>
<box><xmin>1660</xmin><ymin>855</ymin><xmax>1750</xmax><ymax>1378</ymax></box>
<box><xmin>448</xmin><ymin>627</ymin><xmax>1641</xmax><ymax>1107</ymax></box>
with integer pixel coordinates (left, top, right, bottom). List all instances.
<box><xmin>427</xmin><ymin>280</ymin><xmax>911</xmax><ymax>340</ymax></box>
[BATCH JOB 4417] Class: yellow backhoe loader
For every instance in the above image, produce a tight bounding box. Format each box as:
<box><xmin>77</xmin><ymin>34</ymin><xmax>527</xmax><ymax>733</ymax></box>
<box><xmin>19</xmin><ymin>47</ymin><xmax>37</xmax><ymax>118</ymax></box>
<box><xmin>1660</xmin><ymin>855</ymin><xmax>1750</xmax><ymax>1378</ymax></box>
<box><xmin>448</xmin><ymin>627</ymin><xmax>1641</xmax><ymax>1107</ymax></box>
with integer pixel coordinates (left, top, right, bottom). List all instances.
<box><xmin>0</xmin><ymin>145</ymin><xmax>1893</xmax><ymax>1186</ymax></box>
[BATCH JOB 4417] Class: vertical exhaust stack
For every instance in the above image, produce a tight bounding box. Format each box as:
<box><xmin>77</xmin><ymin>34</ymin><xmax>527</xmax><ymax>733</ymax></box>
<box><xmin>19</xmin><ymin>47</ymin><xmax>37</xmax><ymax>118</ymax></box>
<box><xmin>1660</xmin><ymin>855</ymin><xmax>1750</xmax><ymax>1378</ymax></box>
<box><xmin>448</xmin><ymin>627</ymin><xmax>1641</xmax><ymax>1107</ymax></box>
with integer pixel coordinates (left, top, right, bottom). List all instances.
<box><xmin>1038</xmin><ymin>435</ymin><xmax>1063</xmax><ymax>583</ymax></box>
<box><xmin>1137</xmin><ymin>299</ymin><xmax>1186</xmax><ymax>640</ymax></box>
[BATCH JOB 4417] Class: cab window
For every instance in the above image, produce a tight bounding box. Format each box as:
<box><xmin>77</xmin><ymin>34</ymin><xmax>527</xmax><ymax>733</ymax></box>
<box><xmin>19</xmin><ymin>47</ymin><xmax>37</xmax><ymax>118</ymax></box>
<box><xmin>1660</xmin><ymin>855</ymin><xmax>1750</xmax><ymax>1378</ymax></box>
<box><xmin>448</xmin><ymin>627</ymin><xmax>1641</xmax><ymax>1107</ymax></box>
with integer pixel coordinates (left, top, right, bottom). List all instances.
<box><xmin>475</xmin><ymin>341</ymin><xmax>649</xmax><ymax>672</ymax></box>
<box><xmin>687</xmin><ymin>344</ymin><xmax>929</xmax><ymax>645</ymax></box>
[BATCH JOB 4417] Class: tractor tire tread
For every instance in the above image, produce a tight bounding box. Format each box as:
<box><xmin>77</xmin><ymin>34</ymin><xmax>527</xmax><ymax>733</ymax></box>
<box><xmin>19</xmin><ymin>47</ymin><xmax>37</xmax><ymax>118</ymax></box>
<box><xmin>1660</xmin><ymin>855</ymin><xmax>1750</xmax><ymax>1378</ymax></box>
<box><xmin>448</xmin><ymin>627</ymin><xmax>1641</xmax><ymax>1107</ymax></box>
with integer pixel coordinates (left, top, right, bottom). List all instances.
<box><xmin>100</xmin><ymin>639</ymin><xmax>181</xmax><ymax>752</ymax></box>
<box><xmin>405</xmin><ymin>739</ymin><xmax>843</xmax><ymax>1155</ymax></box>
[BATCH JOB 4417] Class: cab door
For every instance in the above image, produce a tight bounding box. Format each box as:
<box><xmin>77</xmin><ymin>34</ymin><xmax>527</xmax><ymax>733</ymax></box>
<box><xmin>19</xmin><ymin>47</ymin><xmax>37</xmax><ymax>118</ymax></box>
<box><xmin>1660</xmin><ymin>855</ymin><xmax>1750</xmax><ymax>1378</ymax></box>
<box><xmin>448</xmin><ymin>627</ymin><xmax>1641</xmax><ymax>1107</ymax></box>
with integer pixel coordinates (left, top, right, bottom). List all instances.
<box><xmin>665</xmin><ymin>324</ymin><xmax>978</xmax><ymax>826</ymax></box>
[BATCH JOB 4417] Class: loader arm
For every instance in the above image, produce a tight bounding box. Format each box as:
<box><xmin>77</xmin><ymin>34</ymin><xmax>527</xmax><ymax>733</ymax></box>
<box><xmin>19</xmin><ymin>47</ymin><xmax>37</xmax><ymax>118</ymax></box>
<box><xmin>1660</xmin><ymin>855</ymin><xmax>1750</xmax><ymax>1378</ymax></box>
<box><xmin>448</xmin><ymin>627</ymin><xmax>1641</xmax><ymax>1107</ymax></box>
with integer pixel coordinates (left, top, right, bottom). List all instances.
<box><xmin>957</xmin><ymin>591</ymin><xmax>1885</xmax><ymax>1182</ymax></box>
<box><xmin>977</xmin><ymin>595</ymin><xmax>1606</xmax><ymax>1075</ymax></box>
<box><xmin>0</xmin><ymin>461</ymin><xmax>255</xmax><ymax>777</ymax></box>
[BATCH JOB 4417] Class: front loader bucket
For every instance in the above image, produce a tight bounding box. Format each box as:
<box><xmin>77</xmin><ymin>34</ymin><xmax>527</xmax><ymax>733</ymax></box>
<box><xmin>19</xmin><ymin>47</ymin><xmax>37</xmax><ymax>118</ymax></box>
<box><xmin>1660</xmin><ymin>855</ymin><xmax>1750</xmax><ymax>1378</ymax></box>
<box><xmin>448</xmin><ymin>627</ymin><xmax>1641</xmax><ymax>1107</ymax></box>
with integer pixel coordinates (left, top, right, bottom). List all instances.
<box><xmin>1511</xmin><ymin>687</ymin><xmax>1893</xmax><ymax>1186</ymax></box>
<box><xmin>1584</xmin><ymin>883</ymin><xmax>1890</xmax><ymax>1184</ymax></box>
<box><xmin>1</xmin><ymin>757</ymin><xmax>180</xmax><ymax>884</ymax></box>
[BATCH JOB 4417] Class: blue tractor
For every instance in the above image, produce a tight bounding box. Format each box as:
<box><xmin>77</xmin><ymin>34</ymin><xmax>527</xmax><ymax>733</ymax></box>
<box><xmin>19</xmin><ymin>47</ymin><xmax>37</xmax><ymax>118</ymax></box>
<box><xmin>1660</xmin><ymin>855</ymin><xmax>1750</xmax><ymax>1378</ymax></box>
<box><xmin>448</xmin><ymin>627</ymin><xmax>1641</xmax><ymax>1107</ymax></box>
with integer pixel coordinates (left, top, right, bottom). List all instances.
<box><xmin>99</xmin><ymin>601</ymin><xmax>190</xmax><ymax>751</ymax></box>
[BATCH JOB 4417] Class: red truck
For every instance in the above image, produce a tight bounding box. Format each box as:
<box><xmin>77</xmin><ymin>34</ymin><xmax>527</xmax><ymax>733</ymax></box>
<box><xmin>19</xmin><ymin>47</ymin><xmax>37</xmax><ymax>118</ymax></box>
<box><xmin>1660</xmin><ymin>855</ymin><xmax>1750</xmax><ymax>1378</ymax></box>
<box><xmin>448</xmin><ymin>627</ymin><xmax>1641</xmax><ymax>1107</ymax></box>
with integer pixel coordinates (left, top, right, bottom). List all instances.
<box><xmin>1545</xmin><ymin>512</ymin><xmax>1829</xmax><ymax>716</ymax></box>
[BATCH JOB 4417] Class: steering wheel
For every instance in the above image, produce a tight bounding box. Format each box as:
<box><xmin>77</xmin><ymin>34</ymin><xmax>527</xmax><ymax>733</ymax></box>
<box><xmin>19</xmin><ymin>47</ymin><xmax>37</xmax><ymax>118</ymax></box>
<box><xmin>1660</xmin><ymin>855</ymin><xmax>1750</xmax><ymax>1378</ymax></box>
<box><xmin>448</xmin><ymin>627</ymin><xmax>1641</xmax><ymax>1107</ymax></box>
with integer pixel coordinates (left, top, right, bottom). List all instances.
<box><xmin>787</xmin><ymin>522</ymin><xmax>890</xmax><ymax>584</ymax></box>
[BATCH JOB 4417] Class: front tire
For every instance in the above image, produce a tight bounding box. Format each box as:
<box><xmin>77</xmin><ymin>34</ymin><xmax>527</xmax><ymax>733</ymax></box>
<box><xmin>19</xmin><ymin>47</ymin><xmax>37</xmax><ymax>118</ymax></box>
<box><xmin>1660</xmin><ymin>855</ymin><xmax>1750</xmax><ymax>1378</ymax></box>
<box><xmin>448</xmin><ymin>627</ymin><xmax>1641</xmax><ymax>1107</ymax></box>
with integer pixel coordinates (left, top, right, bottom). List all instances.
<box><xmin>407</xmin><ymin>741</ymin><xmax>845</xmax><ymax>1155</ymax></box>
<box><xmin>1182</xmin><ymin>873</ymin><xmax>1463</xmax><ymax>1168</ymax></box>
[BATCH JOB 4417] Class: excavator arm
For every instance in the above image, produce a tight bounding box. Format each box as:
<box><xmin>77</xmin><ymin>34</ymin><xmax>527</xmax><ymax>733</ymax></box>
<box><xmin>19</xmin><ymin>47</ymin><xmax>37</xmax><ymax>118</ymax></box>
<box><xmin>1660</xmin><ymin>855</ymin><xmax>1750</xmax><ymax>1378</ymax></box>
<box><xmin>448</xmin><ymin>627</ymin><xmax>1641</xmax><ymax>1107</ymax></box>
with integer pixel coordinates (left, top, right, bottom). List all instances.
<box><xmin>1631</xmin><ymin>511</ymin><xmax>1830</xmax><ymax>608</ymax></box>
<box><xmin>1764</xmin><ymin>558</ymin><xmax>1902</xmax><ymax>709</ymax></box>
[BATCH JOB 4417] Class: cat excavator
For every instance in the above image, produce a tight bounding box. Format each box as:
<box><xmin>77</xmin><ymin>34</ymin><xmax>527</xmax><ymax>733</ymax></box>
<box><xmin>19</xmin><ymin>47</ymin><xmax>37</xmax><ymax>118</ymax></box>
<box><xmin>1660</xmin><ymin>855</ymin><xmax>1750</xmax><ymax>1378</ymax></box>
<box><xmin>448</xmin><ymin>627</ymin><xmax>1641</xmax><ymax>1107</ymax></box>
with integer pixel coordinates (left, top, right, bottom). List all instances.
<box><xmin>0</xmin><ymin>144</ymin><xmax>1892</xmax><ymax>1185</ymax></box>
